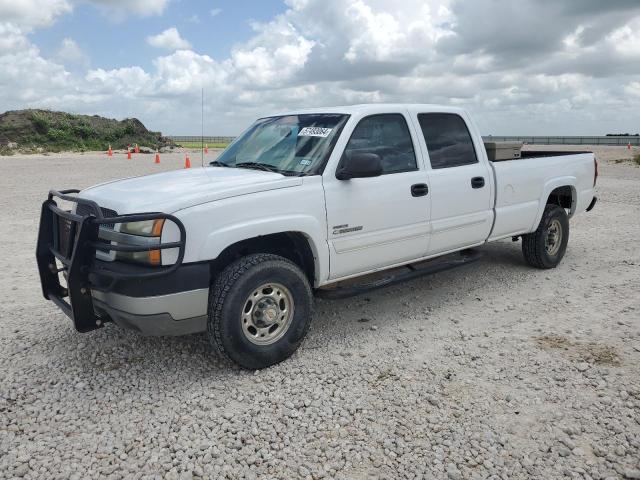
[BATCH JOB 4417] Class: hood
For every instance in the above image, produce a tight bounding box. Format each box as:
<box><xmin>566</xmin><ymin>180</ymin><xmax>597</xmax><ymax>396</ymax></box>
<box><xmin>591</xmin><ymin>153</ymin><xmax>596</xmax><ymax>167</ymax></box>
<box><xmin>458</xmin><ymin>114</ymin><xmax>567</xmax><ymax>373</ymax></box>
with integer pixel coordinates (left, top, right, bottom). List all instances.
<box><xmin>79</xmin><ymin>167</ymin><xmax>302</xmax><ymax>214</ymax></box>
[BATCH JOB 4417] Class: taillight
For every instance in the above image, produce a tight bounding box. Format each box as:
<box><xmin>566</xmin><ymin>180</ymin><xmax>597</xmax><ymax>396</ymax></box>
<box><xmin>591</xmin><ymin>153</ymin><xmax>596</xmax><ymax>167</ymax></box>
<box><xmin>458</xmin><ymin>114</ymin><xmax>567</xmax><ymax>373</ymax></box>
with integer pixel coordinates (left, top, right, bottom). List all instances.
<box><xmin>594</xmin><ymin>157</ymin><xmax>598</xmax><ymax>187</ymax></box>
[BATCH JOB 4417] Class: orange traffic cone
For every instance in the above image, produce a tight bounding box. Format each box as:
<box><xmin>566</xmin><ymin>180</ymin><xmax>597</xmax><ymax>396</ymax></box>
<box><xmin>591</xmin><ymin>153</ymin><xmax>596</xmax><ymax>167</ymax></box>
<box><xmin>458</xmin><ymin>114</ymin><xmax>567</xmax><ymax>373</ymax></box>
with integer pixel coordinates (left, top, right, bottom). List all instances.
<box><xmin>204</xmin><ymin>144</ymin><xmax>208</xmax><ymax>154</ymax></box>
<box><xmin>155</xmin><ymin>151</ymin><xmax>160</xmax><ymax>164</ymax></box>
<box><xmin>107</xmin><ymin>145</ymin><xmax>112</xmax><ymax>157</ymax></box>
<box><xmin>135</xmin><ymin>143</ymin><xmax>140</xmax><ymax>154</ymax></box>
<box><xmin>184</xmin><ymin>153</ymin><xmax>191</xmax><ymax>169</ymax></box>
<box><xmin>127</xmin><ymin>148</ymin><xmax>132</xmax><ymax>160</ymax></box>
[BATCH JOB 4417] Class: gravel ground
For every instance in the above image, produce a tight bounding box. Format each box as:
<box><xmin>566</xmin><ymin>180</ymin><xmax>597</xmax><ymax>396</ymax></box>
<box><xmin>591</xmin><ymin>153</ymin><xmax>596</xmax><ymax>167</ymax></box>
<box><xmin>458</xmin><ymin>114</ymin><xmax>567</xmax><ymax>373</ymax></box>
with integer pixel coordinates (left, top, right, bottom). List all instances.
<box><xmin>1</xmin><ymin>146</ymin><xmax>639</xmax><ymax>480</ymax></box>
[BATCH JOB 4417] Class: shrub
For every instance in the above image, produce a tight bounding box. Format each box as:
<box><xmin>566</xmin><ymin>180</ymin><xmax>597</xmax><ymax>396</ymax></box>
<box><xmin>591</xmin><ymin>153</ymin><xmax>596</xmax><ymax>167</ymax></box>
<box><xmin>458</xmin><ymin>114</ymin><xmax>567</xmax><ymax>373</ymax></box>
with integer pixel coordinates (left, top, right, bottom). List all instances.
<box><xmin>0</xmin><ymin>146</ymin><xmax>15</xmax><ymax>156</ymax></box>
<box><xmin>30</xmin><ymin>111</ymin><xmax>50</xmax><ymax>134</ymax></box>
<box><xmin>47</xmin><ymin>128</ymin><xmax>70</xmax><ymax>142</ymax></box>
<box><xmin>73</xmin><ymin>123</ymin><xmax>95</xmax><ymax>139</ymax></box>
<box><xmin>123</xmin><ymin>121</ymin><xmax>135</xmax><ymax>135</ymax></box>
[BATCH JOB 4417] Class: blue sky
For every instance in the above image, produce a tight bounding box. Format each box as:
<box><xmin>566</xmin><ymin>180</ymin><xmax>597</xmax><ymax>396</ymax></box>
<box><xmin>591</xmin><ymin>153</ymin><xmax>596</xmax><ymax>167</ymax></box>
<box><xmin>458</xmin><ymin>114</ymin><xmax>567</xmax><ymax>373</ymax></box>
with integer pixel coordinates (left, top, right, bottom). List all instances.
<box><xmin>1</xmin><ymin>0</ymin><xmax>640</xmax><ymax>136</ymax></box>
<box><xmin>30</xmin><ymin>1</ymin><xmax>287</xmax><ymax>72</ymax></box>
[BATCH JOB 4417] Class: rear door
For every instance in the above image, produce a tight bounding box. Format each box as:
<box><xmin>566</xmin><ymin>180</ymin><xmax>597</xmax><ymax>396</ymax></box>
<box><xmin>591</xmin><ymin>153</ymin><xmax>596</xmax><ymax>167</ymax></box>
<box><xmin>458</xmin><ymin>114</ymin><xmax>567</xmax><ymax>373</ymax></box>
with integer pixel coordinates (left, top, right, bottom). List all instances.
<box><xmin>414</xmin><ymin>112</ymin><xmax>494</xmax><ymax>254</ymax></box>
<box><xmin>323</xmin><ymin>112</ymin><xmax>431</xmax><ymax>279</ymax></box>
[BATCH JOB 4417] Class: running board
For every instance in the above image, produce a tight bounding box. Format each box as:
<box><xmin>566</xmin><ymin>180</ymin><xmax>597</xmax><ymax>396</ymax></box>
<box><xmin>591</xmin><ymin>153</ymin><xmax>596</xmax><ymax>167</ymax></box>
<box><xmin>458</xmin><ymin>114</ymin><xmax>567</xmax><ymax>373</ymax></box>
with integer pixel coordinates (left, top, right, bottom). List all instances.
<box><xmin>316</xmin><ymin>249</ymin><xmax>483</xmax><ymax>300</ymax></box>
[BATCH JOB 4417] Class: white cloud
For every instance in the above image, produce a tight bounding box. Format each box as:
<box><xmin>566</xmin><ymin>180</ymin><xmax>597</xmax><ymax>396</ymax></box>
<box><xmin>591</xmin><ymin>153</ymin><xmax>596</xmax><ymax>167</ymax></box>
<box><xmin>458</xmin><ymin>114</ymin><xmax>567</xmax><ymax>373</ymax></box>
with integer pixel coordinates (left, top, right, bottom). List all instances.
<box><xmin>342</xmin><ymin>0</ymin><xmax>452</xmax><ymax>64</ymax></box>
<box><xmin>0</xmin><ymin>45</ymin><xmax>71</xmax><ymax>104</ymax></box>
<box><xmin>147</xmin><ymin>27</ymin><xmax>191</xmax><ymax>51</ymax></box>
<box><xmin>1</xmin><ymin>0</ymin><xmax>640</xmax><ymax>136</ymax></box>
<box><xmin>0</xmin><ymin>0</ymin><xmax>72</xmax><ymax>29</ymax></box>
<box><xmin>210</xmin><ymin>8</ymin><xmax>222</xmax><ymax>17</ymax></box>
<box><xmin>153</xmin><ymin>50</ymin><xmax>227</xmax><ymax>95</ymax></box>
<box><xmin>625</xmin><ymin>82</ymin><xmax>640</xmax><ymax>98</ymax></box>
<box><xmin>607</xmin><ymin>18</ymin><xmax>640</xmax><ymax>57</ymax></box>
<box><xmin>0</xmin><ymin>23</ymin><xmax>29</xmax><ymax>54</ymax></box>
<box><xmin>86</xmin><ymin>66</ymin><xmax>151</xmax><ymax>97</ymax></box>
<box><xmin>229</xmin><ymin>17</ymin><xmax>315</xmax><ymax>87</ymax></box>
<box><xmin>55</xmin><ymin>37</ymin><xmax>88</xmax><ymax>65</ymax></box>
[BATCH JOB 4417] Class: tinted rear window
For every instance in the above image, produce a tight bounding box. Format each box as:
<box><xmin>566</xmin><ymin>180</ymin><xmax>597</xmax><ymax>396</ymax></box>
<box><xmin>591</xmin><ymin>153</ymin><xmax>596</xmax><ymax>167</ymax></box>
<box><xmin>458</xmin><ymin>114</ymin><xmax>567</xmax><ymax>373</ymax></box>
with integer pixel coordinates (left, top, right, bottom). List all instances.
<box><xmin>418</xmin><ymin>113</ymin><xmax>478</xmax><ymax>169</ymax></box>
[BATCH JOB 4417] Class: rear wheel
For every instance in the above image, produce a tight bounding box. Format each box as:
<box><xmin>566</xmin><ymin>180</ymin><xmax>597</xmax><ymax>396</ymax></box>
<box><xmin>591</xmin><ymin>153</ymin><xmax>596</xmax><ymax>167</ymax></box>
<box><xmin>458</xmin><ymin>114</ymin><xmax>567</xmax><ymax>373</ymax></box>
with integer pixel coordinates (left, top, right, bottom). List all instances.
<box><xmin>208</xmin><ymin>253</ymin><xmax>313</xmax><ymax>369</ymax></box>
<box><xmin>522</xmin><ymin>204</ymin><xmax>569</xmax><ymax>269</ymax></box>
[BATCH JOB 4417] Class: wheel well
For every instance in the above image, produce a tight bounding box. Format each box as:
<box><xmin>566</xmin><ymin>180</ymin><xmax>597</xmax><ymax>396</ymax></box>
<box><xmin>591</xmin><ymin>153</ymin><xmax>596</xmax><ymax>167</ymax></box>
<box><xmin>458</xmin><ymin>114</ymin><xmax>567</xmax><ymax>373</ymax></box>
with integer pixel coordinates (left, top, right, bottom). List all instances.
<box><xmin>547</xmin><ymin>186</ymin><xmax>574</xmax><ymax>211</ymax></box>
<box><xmin>210</xmin><ymin>232</ymin><xmax>316</xmax><ymax>285</ymax></box>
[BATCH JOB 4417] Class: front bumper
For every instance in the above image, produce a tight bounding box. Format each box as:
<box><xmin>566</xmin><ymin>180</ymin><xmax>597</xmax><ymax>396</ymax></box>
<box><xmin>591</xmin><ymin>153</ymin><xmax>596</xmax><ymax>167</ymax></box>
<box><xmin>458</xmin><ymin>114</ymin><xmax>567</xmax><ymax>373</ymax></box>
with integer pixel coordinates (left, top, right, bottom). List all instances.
<box><xmin>36</xmin><ymin>189</ymin><xmax>198</xmax><ymax>334</ymax></box>
<box><xmin>92</xmin><ymin>289</ymin><xmax>208</xmax><ymax>336</ymax></box>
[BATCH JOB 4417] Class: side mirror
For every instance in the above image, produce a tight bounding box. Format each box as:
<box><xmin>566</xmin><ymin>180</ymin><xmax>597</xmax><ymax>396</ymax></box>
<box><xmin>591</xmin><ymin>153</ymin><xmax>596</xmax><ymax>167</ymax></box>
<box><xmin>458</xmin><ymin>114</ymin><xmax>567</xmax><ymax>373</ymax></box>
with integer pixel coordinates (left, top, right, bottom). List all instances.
<box><xmin>336</xmin><ymin>152</ymin><xmax>383</xmax><ymax>180</ymax></box>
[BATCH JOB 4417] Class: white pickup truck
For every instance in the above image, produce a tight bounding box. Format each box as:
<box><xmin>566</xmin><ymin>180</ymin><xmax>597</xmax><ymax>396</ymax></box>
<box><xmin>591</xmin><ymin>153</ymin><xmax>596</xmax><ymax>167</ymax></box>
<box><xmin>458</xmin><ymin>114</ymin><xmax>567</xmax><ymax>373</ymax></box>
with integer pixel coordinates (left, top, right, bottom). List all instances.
<box><xmin>37</xmin><ymin>104</ymin><xmax>597</xmax><ymax>368</ymax></box>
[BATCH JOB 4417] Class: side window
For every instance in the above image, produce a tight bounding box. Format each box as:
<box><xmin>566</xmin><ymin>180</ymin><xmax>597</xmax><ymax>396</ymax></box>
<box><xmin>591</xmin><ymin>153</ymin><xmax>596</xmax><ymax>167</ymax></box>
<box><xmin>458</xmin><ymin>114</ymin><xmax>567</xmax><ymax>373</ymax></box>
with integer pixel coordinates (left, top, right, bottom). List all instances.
<box><xmin>343</xmin><ymin>114</ymin><xmax>417</xmax><ymax>174</ymax></box>
<box><xmin>418</xmin><ymin>113</ymin><xmax>478</xmax><ymax>169</ymax></box>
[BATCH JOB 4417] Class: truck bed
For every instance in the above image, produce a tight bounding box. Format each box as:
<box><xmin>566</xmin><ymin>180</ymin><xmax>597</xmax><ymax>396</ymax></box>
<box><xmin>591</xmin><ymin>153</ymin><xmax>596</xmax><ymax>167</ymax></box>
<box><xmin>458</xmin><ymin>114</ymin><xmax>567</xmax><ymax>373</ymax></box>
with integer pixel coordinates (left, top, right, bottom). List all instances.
<box><xmin>487</xmin><ymin>150</ymin><xmax>596</xmax><ymax>241</ymax></box>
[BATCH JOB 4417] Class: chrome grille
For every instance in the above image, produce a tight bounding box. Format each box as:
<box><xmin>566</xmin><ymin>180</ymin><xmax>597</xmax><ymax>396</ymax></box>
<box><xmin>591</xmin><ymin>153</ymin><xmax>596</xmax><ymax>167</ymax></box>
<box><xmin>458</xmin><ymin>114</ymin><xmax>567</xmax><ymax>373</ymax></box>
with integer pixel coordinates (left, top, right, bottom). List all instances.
<box><xmin>75</xmin><ymin>204</ymin><xmax>117</xmax><ymax>230</ymax></box>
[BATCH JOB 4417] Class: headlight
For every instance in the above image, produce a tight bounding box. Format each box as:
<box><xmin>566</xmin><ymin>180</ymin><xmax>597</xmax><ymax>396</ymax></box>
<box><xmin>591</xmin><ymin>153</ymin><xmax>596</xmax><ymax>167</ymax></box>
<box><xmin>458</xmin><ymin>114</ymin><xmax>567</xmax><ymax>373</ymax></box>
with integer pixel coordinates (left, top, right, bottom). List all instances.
<box><xmin>117</xmin><ymin>219</ymin><xmax>164</xmax><ymax>266</ymax></box>
<box><xmin>120</xmin><ymin>219</ymin><xmax>165</xmax><ymax>237</ymax></box>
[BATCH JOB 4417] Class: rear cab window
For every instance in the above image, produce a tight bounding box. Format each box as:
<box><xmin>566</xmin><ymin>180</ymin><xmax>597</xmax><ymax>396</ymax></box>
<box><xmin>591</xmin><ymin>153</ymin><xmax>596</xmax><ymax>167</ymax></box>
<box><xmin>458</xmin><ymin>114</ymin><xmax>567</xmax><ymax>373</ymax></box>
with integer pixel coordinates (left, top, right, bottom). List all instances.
<box><xmin>342</xmin><ymin>114</ymin><xmax>417</xmax><ymax>174</ymax></box>
<box><xmin>418</xmin><ymin>113</ymin><xmax>478</xmax><ymax>169</ymax></box>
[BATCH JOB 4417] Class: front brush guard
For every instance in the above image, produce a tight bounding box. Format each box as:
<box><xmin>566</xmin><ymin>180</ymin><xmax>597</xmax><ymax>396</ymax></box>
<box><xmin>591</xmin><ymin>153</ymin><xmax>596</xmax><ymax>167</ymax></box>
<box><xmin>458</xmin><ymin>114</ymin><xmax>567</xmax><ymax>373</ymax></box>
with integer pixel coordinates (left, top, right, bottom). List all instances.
<box><xmin>35</xmin><ymin>189</ymin><xmax>186</xmax><ymax>332</ymax></box>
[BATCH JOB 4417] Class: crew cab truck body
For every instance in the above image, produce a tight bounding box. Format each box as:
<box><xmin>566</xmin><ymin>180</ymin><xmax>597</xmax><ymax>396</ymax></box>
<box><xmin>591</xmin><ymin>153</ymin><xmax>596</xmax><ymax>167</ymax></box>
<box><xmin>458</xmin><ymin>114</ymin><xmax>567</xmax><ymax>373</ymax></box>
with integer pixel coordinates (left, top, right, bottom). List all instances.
<box><xmin>36</xmin><ymin>104</ymin><xmax>597</xmax><ymax>368</ymax></box>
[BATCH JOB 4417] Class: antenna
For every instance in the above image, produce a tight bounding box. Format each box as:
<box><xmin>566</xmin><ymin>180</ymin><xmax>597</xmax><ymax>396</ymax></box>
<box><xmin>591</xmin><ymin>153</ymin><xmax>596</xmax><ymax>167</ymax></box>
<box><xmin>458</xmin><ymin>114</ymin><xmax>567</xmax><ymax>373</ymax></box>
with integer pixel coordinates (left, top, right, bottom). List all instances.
<box><xmin>201</xmin><ymin>87</ymin><xmax>204</xmax><ymax>167</ymax></box>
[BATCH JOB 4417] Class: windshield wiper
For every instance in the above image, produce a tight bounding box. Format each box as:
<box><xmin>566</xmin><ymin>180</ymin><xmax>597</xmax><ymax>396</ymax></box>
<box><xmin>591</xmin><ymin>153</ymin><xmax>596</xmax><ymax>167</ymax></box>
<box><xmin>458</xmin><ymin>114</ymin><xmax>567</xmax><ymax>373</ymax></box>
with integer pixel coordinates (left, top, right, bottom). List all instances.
<box><xmin>209</xmin><ymin>160</ymin><xmax>233</xmax><ymax>167</ymax></box>
<box><xmin>236</xmin><ymin>162</ymin><xmax>281</xmax><ymax>174</ymax></box>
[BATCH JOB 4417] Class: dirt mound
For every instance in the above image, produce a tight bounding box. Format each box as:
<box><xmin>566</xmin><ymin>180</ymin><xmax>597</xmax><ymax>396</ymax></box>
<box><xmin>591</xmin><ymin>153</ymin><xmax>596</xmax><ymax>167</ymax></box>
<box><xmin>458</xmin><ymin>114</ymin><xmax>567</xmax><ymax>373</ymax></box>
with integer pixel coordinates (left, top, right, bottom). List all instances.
<box><xmin>0</xmin><ymin>109</ymin><xmax>174</xmax><ymax>153</ymax></box>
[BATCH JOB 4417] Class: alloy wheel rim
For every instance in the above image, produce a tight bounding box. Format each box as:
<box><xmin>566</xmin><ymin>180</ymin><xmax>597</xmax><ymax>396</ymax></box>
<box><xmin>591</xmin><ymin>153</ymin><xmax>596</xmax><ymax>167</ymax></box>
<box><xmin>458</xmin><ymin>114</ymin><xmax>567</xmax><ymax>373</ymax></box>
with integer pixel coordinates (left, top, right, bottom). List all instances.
<box><xmin>545</xmin><ymin>218</ymin><xmax>563</xmax><ymax>256</ymax></box>
<box><xmin>241</xmin><ymin>282</ymin><xmax>294</xmax><ymax>345</ymax></box>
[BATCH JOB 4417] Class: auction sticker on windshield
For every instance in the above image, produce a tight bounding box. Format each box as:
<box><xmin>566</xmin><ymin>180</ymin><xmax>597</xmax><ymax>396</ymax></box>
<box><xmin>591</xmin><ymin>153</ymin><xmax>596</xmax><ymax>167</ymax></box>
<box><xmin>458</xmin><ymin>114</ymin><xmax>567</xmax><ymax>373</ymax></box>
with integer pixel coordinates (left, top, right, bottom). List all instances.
<box><xmin>298</xmin><ymin>127</ymin><xmax>332</xmax><ymax>137</ymax></box>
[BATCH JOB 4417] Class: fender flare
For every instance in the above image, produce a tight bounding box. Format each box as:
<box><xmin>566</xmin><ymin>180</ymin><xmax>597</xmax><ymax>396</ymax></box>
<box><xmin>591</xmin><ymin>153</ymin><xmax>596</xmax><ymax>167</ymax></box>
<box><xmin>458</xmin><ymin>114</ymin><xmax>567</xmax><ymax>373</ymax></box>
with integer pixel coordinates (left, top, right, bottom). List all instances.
<box><xmin>199</xmin><ymin>215</ymin><xmax>329</xmax><ymax>286</ymax></box>
<box><xmin>530</xmin><ymin>176</ymin><xmax>577</xmax><ymax>231</ymax></box>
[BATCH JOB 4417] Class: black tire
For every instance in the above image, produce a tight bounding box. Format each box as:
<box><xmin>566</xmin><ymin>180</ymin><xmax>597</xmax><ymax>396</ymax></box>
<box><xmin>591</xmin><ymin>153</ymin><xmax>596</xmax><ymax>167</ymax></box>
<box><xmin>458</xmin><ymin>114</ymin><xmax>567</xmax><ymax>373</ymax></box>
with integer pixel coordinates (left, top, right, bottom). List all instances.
<box><xmin>522</xmin><ymin>204</ymin><xmax>569</xmax><ymax>269</ymax></box>
<box><xmin>208</xmin><ymin>253</ymin><xmax>313</xmax><ymax>369</ymax></box>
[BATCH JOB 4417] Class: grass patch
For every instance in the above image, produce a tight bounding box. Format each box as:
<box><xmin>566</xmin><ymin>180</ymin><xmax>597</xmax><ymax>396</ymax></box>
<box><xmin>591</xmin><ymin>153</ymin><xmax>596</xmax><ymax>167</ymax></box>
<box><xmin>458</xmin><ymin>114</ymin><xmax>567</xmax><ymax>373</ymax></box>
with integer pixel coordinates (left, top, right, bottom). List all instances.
<box><xmin>612</xmin><ymin>154</ymin><xmax>640</xmax><ymax>166</ymax></box>
<box><xmin>0</xmin><ymin>146</ymin><xmax>15</xmax><ymax>156</ymax></box>
<box><xmin>534</xmin><ymin>334</ymin><xmax>621</xmax><ymax>366</ymax></box>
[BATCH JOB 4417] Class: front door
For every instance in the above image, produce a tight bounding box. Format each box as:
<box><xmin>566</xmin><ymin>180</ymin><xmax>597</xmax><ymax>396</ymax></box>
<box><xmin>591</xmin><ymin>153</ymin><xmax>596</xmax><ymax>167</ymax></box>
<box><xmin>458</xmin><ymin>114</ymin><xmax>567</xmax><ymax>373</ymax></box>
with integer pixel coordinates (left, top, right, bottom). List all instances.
<box><xmin>323</xmin><ymin>113</ymin><xmax>431</xmax><ymax>280</ymax></box>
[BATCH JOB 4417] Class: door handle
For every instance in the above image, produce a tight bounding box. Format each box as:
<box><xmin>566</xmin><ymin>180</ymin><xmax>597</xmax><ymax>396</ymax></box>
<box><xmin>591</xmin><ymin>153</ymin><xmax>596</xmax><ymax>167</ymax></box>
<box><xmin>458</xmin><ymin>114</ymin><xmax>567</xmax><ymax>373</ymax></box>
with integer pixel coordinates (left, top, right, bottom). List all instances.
<box><xmin>471</xmin><ymin>177</ymin><xmax>485</xmax><ymax>189</ymax></box>
<box><xmin>411</xmin><ymin>183</ymin><xmax>429</xmax><ymax>197</ymax></box>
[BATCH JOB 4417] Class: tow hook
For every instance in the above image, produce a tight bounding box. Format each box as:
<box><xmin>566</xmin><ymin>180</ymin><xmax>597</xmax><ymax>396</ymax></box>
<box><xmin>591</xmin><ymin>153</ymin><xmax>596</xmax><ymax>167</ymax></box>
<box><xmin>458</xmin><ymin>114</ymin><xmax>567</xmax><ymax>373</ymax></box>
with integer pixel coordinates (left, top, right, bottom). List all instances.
<box><xmin>49</xmin><ymin>263</ymin><xmax>64</xmax><ymax>273</ymax></box>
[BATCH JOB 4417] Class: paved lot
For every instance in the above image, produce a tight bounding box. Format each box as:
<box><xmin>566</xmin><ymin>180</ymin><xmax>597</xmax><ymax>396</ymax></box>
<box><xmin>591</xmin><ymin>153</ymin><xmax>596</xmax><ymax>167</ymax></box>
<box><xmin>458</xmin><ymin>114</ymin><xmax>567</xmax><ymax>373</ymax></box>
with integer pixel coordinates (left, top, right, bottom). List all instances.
<box><xmin>1</xmin><ymin>147</ymin><xmax>639</xmax><ymax>479</ymax></box>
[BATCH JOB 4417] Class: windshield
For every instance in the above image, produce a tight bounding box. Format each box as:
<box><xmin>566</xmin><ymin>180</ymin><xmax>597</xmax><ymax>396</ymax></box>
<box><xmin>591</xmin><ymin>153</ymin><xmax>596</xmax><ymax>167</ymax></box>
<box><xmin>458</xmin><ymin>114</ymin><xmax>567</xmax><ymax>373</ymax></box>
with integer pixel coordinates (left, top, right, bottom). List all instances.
<box><xmin>211</xmin><ymin>113</ymin><xmax>349</xmax><ymax>175</ymax></box>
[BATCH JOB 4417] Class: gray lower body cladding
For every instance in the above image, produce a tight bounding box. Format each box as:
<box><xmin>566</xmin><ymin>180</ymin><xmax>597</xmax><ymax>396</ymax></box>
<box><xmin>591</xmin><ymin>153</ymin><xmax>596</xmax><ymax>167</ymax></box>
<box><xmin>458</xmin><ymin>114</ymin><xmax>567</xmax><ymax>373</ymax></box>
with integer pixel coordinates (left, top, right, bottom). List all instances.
<box><xmin>92</xmin><ymin>289</ymin><xmax>209</xmax><ymax>336</ymax></box>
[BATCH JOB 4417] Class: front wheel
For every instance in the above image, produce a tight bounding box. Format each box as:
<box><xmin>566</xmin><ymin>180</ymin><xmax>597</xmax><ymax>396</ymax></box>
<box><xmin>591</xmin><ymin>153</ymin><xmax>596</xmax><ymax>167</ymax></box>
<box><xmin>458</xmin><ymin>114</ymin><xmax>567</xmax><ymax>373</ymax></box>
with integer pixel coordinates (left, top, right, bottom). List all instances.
<box><xmin>208</xmin><ymin>254</ymin><xmax>313</xmax><ymax>369</ymax></box>
<box><xmin>522</xmin><ymin>204</ymin><xmax>569</xmax><ymax>269</ymax></box>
